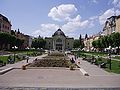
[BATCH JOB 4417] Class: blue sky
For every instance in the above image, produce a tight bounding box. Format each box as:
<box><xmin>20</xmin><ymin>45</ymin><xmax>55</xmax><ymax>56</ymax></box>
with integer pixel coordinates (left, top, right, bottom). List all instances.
<box><xmin>0</xmin><ymin>0</ymin><xmax>120</xmax><ymax>38</ymax></box>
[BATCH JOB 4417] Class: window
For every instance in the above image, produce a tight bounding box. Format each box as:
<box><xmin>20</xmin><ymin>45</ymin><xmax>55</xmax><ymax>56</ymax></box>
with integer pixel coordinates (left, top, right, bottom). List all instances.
<box><xmin>0</xmin><ymin>23</ymin><xmax>1</xmax><ymax>29</ymax></box>
<box><xmin>68</xmin><ymin>43</ymin><xmax>69</xmax><ymax>45</ymax></box>
<box><xmin>3</xmin><ymin>24</ymin><xmax>4</xmax><ymax>28</ymax></box>
<box><xmin>56</xmin><ymin>38</ymin><xmax>62</xmax><ymax>42</ymax></box>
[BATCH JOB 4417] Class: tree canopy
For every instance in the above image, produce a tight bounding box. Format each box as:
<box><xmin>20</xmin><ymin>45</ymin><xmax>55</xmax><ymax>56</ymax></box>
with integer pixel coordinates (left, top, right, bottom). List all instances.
<box><xmin>0</xmin><ymin>32</ymin><xmax>24</xmax><ymax>49</ymax></box>
<box><xmin>31</xmin><ymin>37</ymin><xmax>46</xmax><ymax>49</ymax></box>
<box><xmin>92</xmin><ymin>32</ymin><xmax>120</xmax><ymax>52</ymax></box>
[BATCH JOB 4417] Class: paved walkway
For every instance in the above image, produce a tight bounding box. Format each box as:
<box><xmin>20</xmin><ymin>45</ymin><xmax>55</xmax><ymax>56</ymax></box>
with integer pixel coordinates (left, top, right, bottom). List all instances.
<box><xmin>0</xmin><ymin>54</ymin><xmax>120</xmax><ymax>88</ymax></box>
<box><xmin>0</xmin><ymin>54</ymin><xmax>47</xmax><ymax>70</ymax></box>
<box><xmin>77</xmin><ymin>58</ymin><xmax>116</xmax><ymax>76</ymax></box>
<box><xmin>68</xmin><ymin>55</ymin><xmax>116</xmax><ymax>76</ymax></box>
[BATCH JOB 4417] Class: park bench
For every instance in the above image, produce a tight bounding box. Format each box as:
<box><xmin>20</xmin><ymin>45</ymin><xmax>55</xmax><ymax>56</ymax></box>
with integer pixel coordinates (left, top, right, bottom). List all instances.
<box><xmin>0</xmin><ymin>60</ymin><xmax>6</xmax><ymax>67</ymax></box>
<box><xmin>100</xmin><ymin>62</ymin><xmax>107</xmax><ymax>68</ymax></box>
<box><xmin>82</xmin><ymin>57</ymin><xmax>86</xmax><ymax>60</ymax></box>
<box><xmin>7</xmin><ymin>59</ymin><xmax>15</xmax><ymax>64</ymax></box>
<box><xmin>0</xmin><ymin>60</ymin><xmax>3</xmax><ymax>67</ymax></box>
<box><xmin>91</xmin><ymin>59</ymin><xmax>97</xmax><ymax>64</ymax></box>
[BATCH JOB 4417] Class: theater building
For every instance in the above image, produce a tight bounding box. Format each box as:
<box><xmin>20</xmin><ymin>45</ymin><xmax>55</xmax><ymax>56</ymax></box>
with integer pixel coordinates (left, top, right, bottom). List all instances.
<box><xmin>45</xmin><ymin>29</ymin><xmax>74</xmax><ymax>51</ymax></box>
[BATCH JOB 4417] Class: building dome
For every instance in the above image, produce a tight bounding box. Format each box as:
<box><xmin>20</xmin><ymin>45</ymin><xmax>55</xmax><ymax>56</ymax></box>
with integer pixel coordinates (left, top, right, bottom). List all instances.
<box><xmin>52</xmin><ymin>29</ymin><xmax>65</xmax><ymax>37</ymax></box>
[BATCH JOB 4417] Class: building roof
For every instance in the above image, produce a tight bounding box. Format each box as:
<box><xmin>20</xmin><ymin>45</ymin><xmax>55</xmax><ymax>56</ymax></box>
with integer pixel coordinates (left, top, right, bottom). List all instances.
<box><xmin>0</xmin><ymin>14</ymin><xmax>10</xmax><ymax>23</ymax></box>
<box><xmin>52</xmin><ymin>28</ymin><xmax>66</xmax><ymax>37</ymax></box>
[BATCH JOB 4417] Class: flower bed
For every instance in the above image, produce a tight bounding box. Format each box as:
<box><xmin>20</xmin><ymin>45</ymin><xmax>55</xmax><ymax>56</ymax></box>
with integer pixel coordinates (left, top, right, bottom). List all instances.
<box><xmin>29</xmin><ymin>52</ymin><xmax>70</xmax><ymax>67</ymax></box>
<box><xmin>29</xmin><ymin>58</ymin><xmax>69</xmax><ymax>67</ymax></box>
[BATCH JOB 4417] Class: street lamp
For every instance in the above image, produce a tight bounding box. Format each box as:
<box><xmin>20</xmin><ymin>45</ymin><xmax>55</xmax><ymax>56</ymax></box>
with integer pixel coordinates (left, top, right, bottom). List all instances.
<box><xmin>108</xmin><ymin>46</ymin><xmax>112</xmax><ymax>70</ymax></box>
<box><xmin>25</xmin><ymin>47</ymin><xmax>30</xmax><ymax>56</ymax></box>
<box><xmin>12</xmin><ymin>46</ymin><xmax>18</xmax><ymax>63</ymax></box>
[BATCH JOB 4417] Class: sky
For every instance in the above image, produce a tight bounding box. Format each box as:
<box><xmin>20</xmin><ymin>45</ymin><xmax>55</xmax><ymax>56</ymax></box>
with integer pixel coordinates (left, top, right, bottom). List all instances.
<box><xmin>0</xmin><ymin>0</ymin><xmax>120</xmax><ymax>38</ymax></box>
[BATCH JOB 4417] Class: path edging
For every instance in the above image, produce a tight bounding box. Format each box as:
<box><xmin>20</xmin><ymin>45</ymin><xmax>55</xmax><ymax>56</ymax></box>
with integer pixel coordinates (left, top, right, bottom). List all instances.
<box><xmin>0</xmin><ymin>67</ymin><xmax>13</xmax><ymax>75</ymax></box>
<box><xmin>79</xmin><ymin>68</ymin><xmax>89</xmax><ymax>76</ymax></box>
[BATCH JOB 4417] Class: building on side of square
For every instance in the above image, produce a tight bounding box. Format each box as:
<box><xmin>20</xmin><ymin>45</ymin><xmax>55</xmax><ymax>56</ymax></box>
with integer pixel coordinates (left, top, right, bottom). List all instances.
<box><xmin>103</xmin><ymin>15</ymin><xmax>120</xmax><ymax>35</ymax></box>
<box><xmin>45</xmin><ymin>28</ymin><xmax>74</xmax><ymax>51</ymax></box>
<box><xmin>0</xmin><ymin>14</ymin><xmax>11</xmax><ymax>34</ymax></box>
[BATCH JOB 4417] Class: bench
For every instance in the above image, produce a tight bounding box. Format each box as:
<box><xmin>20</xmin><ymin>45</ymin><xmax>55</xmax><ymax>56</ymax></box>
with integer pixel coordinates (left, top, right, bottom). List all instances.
<box><xmin>100</xmin><ymin>62</ymin><xmax>107</xmax><ymax>68</ymax></box>
<box><xmin>0</xmin><ymin>60</ymin><xmax>6</xmax><ymax>67</ymax></box>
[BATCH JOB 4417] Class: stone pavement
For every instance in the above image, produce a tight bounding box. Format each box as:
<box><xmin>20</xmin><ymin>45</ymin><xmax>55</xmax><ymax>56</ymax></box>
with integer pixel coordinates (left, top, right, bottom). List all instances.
<box><xmin>68</xmin><ymin>55</ymin><xmax>116</xmax><ymax>76</ymax></box>
<box><xmin>77</xmin><ymin>58</ymin><xmax>115</xmax><ymax>76</ymax></box>
<box><xmin>0</xmin><ymin>54</ymin><xmax>120</xmax><ymax>89</ymax></box>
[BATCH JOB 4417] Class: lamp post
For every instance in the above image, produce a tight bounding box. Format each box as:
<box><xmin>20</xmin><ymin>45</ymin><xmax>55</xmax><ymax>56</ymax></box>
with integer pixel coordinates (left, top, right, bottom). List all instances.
<box><xmin>12</xmin><ymin>46</ymin><xmax>18</xmax><ymax>63</ymax></box>
<box><xmin>25</xmin><ymin>47</ymin><xmax>30</xmax><ymax>63</ymax></box>
<box><xmin>108</xmin><ymin>46</ymin><xmax>112</xmax><ymax>70</ymax></box>
<box><xmin>26</xmin><ymin>47</ymin><xmax>29</xmax><ymax>56</ymax></box>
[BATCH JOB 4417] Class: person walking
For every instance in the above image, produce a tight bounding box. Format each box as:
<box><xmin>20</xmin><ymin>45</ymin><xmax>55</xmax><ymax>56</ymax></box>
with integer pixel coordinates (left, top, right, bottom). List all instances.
<box><xmin>26</xmin><ymin>56</ymin><xmax>29</xmax><ymax>63</ymax></box>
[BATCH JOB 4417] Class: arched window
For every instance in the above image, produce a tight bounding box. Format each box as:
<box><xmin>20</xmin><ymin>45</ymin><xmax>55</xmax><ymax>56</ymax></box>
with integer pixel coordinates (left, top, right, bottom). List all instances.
<box><xmin>56</xmin><ymin>38</ymin><xmax>62</xmax><ymax>42</ymax></box>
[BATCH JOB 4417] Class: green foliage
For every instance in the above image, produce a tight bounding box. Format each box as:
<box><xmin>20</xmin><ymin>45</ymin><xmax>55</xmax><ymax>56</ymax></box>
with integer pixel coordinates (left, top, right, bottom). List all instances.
<box><xmin>0</xmin><ymin>32</ymin><xmax>24</xmax><ymax>49</ymax></box>
<box><xmin>112</xmin><ymin>56</ymin><xmax>120</xmax><ymax>60</ymax></box>
<box><xmin>73</xmin><ymin>39</ymin><xmax>80</xmax><ymax>48</ymax></box>
<box><xmin>92</xmin><ymin>33</ymin><xmax>120</xmax><ymax>52</ymax></box>
<box><xmin>0</xmin><ymin>56</ymin><xmax>9</xmax><ymax>63</ymax></box>
<box><xmin>31</xmin><ymin>37</ymin><xmax>46</xmax><ymax>49</ymax></box>
<box><xmin>105</xmin><ymin>60</ymin><xmax>120</xmax><ymax>74</ymax></box>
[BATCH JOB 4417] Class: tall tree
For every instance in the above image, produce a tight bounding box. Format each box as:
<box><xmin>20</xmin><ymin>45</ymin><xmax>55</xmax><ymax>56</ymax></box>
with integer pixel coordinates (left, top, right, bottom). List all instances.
<box><xmin>31</xmin><ymin>37</ymin><xmax>46</xmax><ymax>49</ymax></box>
<box><xmin>73</xmin><ymin>39</ymin><xmax>80</xmax><ymax>48</ymax></box>
<box><xmin>85</xmin><ymin>34</ymin><xmax>88</xmax><ymax>39</ymax></box>
<box><xmin>79</xmin><ymin>34</ymin><xmax>84</xmax><ymax>49</ymax></box>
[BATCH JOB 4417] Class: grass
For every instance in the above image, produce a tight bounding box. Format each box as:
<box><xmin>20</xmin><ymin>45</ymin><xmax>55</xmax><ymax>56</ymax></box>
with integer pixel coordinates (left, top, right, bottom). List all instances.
<box><xmin>76</xmin><ymin>51</ymin><xmax>108</xmax><ymax>58</ymax></box>
<box><xmin>112</xmin><ymin>56</ymin><xmax>120</xmax><ymax>60</ymax></box>
<box><xmin>0</xmin><ymin>56</ymin><xmax>9</xmax><ymax>63</ymax></box>
<box><xmin>77</xmin><ymin>51</ymin><xmax>120</xmax><ymax>74</ymax></box>
<box><xmin>0</xmin><ymin>55</ymin><xmax>21</xmax><ymax>64</ymax></box>
<box><xmin>105</xmin><ymin>60</ymin><xmax>120</xmax><ymax>74</ymax></box>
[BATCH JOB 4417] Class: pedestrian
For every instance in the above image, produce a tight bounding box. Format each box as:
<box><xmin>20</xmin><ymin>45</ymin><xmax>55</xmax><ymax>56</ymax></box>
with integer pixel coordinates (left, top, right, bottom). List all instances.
<box><xmin>71</xmin><ymin>57</ymin><xmax>75</xmax><ymax>63</ymax></box>
<box><xmin>27</xmin><ymin>56</ymin><xmax>29</xmax><ymax>63</ymax></box>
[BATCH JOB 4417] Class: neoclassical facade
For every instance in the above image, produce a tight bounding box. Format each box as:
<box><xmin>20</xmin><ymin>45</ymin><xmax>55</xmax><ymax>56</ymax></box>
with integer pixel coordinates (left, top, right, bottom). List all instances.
<box><xmin>45</xmin><ymin>29</ymin><xmax>74</xmax><ymax>51</ymax></box>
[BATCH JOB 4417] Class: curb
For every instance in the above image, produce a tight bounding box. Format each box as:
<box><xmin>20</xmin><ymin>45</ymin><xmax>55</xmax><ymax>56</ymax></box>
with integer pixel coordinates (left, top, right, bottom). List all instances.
<box><xmin>79</xmin><ymin>68</ymin><xmax>89</xmax><ymax>76</ymax></box>
<box><xmin>0</xmin><ymin>67</ymin><xmax>13</xmax><ymax>75</ymax></box>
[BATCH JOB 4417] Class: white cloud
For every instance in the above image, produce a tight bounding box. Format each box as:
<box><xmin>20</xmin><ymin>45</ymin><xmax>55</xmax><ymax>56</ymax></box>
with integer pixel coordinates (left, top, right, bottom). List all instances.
<box><xmin>92</xmin><ymin>0</ymin><xmax>98</xmax><ymax>3</ymax></box>
<box><xmin>65</xmin><ymin>15</ymin><xmax>81</xmax><ymax>22</ymax></box>
<box><xmin>62</xmin><ymin>15</ymin><xmax>94</xmax><ymax>34</ymax></box>
<box><xmin>116</xmin><ymin>9</ymin><xmax>120</xmax><ymax>15</ymax></box>
<box><xmin>89</xmin><ymin>0</ymin><xmax>98</xmax><ymax>4</ymax></box>
<box><xmin>32</xmin><ymin>24</ymin><xmax>59</xmax><ymax>37</ymax></box>
<box><xmin>32</xmin><ymin>4</ymin><xmax>98</xmax><ymax>38</ymax></box>
<box><xmin>112</xmin><ymin>0</ymin><xmax>120</xmax><ymax>8</ymax></box>
<box><xmin>99</xmin><ymin>0</ymin><xmax>120</xmax><ymax>25</ymax></box>
<box><xmin>99</xmin><ymin>7</ymin><xmax>120</xmax><ymax>25</ymax></box>
<box><xmin>99</xmin><ymin>8</ymin><xmax>115</xmax><ymax>25</ymax></box>
<box><xmin>89</xmin><ymin>16</ymin><xmax>98</xmax><ymax>20</ymax></box>
<box><xmin>48</xmin><ymin>4</ymin><xmax>77</xmax><ymax>21</ymax></box>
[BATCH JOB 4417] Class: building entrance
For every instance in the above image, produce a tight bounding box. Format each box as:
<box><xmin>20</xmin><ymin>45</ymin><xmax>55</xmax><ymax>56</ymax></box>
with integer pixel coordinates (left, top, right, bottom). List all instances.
<box><xmin>56</xmin><ymin>38</ymin><xmax>62</xmax><ymax>51</ymax></box>
<box><xmin>56</xmin><ymin>44</ymin><xmax>62</xmax><ymax>50</ymax></box>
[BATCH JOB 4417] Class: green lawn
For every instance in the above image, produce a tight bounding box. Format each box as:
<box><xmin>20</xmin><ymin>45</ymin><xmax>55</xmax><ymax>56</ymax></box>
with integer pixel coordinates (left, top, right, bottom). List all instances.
<box><xmin>0</xmin><ymin>56</ymin><xmax>9</xmax><ymax>63</ymax></box>
<box><xmin>112</xmin><ymin>56</ymin><xmax>120</xmax><ymax>60</ymax></box>
<box><xmin>0</xmin><ymin>55</ymin><xmax>21</xmax><ymax>64</ymax></box>
<box><xmin>0</xmin><ymin>51</ymin><xmax>43</xmax><ymax>64</ymax></box>
<box><xmin>83</xmin><ymin>52</ymin><xmax>107</xmax><ymax>57</ymax></box>
<box><xmin>105</xmin><ymin>60</ymin><xmax>120</xmax><ymax>74</ymax></box>
<box><xmin>76</xmin><ymin>51</ymin><xmax>120</xmax><ymax>74</ymax></box>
